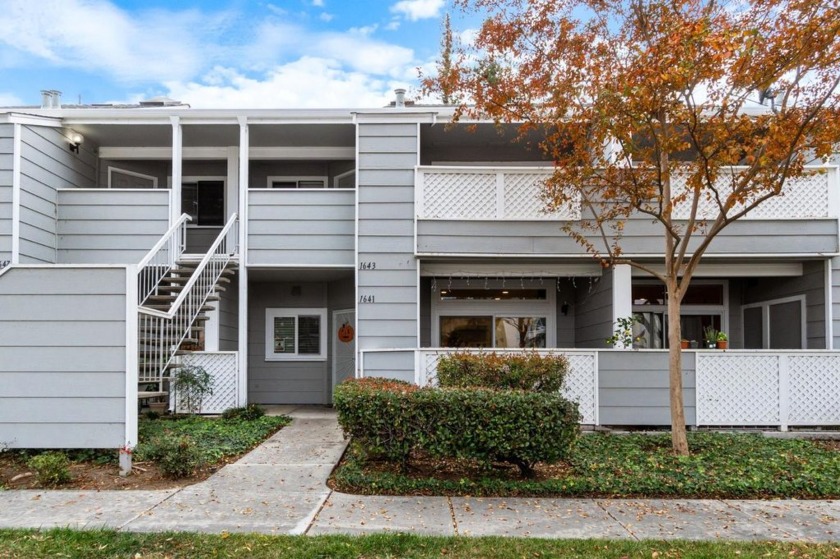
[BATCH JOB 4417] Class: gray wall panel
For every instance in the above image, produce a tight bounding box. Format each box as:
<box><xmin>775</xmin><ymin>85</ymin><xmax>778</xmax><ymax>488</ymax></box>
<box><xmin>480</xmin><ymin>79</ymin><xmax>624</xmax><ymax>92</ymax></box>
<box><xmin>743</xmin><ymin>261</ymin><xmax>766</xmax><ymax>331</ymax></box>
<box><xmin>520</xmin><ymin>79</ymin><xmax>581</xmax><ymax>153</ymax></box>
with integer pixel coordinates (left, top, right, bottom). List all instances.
<box><xmin>0</xmin><ymin>266</ymin><xmax>128</xmax><ymax>448</ymax></box>
<box><xmin>247</xmin><ymin>281</ymin><xmax>329</xmax><ymax>404</ymax></box>
<box><xmin>356</xmin><ymin>121</ymin><xmax>419</xmax><ymax>380</ymax></box>
<box><xmin>417</xmin><ymin>219</ymin><xmax>838</xmax><ymax>256</ymax></box>
<box><xmin>219</xmin><ymin>274</ymin><xmax>239</xmax><ymax>351</ymax></box>
<box><xmin>57</xmin><ymin>189</ymin><xmax>170</xmax><ymax>264</ymax></box>
<box><xmin>247</xmin><ymin>189</ymin><xmax>354</xmax><ymax>266</ymax></box>
<box><xmin>574</xmin><ymin>270</ymin><xmax>613</xmax><ymax>348</ymax></box>
<box><xmin>17</xmin><ymin>126</ymin><xmax>98</xmax><ymax>264</ymax></box>
<box><xmin>598</xmin><ymin>351</ymin><xmax>696</xmax><ymax>426</ymax></box>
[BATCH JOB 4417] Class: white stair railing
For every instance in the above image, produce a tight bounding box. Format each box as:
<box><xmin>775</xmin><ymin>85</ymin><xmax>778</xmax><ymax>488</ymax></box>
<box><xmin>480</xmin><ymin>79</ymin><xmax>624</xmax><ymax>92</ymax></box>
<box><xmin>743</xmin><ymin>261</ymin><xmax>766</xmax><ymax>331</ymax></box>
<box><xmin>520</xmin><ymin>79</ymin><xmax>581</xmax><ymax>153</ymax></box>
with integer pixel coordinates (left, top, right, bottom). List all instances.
<box><xmin>136</xmin><ymin>214</ymin><xmax>191</xmax><ymax>305</ymax></box>
<box><xmin>138</xmin><ymin>213</ymin><xmax>238</xmax><ymax>384</ymax></box>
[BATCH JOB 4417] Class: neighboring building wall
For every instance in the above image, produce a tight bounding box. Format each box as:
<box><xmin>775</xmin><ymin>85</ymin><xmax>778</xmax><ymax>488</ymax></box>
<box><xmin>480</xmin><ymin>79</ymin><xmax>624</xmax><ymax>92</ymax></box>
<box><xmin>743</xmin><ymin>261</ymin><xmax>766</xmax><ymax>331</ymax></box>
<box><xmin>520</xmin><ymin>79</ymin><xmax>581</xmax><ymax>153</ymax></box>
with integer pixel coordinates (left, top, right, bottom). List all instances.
<box><xmin>355</xmin><ymin>121</ymin><xmax>419</xmax><ymax>381</ymax></box>
<box><xmin>18</xmin><ymin>126</ymin><xmax>97</xmax><ymax>264</ymax></box>
<box><xmin>56</xmin><ymin>189</ymin><xmax>170</xmax><ymax>264</ymax></box>
<box><xmin>218</xmin><ymin>274</ymin><xmax>239</xmax><ymax>352</ymax></box>
<box><xmin>740</xmin><ymin>262</ymin><xmax>826</xmax><ymax>349</ymax></box>
<box><xmin>598</xmin><ymin>350</ymin><xmax>697</xmax><ymax>426</ymax></box>
<box><xmin>247</xmin><ymin>189</ymin><xmax>355</xmax><ymax>266</ymax></box>
<box><xmin>574</xmin><ymin>270</ymin><xmax>613</xmax><ymax>348</ymax></box>
<box><xmin>0</xmin><ymin>266</ymin><xmax>130</xmax><ymax>448</ymax></box>
<box><xmin>0</xmin><ymin>124</ymin><xmax>12</xmax><ymax>266</ymax></box>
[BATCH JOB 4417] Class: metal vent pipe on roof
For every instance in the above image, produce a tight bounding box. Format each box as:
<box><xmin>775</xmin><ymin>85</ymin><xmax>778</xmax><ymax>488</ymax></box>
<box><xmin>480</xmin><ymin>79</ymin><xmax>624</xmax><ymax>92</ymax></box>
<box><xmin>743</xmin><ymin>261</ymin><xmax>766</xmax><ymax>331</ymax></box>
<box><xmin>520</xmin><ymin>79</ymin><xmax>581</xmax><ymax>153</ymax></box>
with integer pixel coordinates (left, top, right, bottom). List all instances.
<box><xmin>394</xmin><ymin>88</ymin><xmax>406</xmax><ymax>108</ymax></box>
<box><xmin>40</xmin><ymin>90</ymin><xmax>51</xmax><ymax>109</ymax></box>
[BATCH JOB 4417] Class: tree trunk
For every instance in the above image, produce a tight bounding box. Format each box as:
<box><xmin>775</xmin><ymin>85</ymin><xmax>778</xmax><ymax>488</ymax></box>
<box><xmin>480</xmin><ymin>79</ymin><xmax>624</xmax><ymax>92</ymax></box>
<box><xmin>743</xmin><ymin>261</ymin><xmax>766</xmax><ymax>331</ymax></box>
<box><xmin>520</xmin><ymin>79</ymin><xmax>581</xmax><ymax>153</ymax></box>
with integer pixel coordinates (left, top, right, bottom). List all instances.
<box><xmin>667</xmin><ymin>282</ymin><xmax>690</xmax><ymax>455</ymax></box>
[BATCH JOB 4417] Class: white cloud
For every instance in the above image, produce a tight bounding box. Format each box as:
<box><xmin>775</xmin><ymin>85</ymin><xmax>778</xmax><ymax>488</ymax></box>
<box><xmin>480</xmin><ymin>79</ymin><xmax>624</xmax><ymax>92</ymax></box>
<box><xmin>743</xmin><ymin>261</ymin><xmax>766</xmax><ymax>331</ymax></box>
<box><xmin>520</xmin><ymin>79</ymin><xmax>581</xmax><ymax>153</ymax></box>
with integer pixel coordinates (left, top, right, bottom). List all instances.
<box><xmin>312</xmin><ymin>0</ymin><xmax>325</xmax><ymax>6</ymax></box>
<box><xmin>319</xmin><ymin>12</ymin><xmax>334</xmax><ymax>22</ymax></box>
<box><xmin>390</xmin><ymin>0</ymin><xmax>445</xmax><ymax>21</ymax></box>
<box><xmin>162</xmin><ymin>59</ymin><xmax>394</xmax><ymax>109</ymax></box>
<box><xmin>0</xmin><ymin>92</ymin><xmax>24</xmax><ymax>106</ymax></box>
<box><xmin>384</xmin><ymin>19</ymin><xmax>401</xmax><ymax>31</ymax></box>
<box><xmin>0</xmin><ymin>0</ymin><xmax>221</xmax><ymax>83</ymax></box>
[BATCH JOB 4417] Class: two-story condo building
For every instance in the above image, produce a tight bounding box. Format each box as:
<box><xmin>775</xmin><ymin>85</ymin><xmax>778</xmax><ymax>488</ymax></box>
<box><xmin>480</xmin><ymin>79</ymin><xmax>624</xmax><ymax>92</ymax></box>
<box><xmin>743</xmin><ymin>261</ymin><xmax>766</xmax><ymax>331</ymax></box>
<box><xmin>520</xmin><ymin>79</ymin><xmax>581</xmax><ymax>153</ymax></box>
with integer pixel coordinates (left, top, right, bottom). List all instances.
<box><xmin>1</xmin><ymin>93</ymin><xmax>839</xmax><ymax>455</ymax></box>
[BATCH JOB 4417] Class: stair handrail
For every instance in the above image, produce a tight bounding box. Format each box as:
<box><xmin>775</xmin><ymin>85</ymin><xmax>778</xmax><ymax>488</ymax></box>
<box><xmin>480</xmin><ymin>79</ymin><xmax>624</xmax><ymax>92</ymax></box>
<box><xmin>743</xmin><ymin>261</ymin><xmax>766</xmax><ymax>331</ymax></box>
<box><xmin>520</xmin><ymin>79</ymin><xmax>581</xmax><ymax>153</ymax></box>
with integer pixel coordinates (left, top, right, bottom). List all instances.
<box><xmin>136</xmin><ymin>213</ymin><xmax>191</xmax><ymax>304</ymax></box>
<box><xmin>137</xmin><ymin>213</ymin><xmax>238</xmax><ymax>384</ymax></box>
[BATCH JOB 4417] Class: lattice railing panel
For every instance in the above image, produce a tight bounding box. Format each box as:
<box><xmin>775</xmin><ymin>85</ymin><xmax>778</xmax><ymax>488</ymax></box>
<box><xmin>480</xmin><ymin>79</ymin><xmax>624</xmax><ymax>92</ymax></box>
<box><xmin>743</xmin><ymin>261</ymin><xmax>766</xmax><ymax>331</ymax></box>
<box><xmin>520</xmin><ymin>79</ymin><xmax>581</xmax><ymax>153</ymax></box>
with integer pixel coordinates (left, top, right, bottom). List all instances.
<box><xmin>416</xmin><ymin>349</ymin><xmax>597</xmax><ymax>424</ymax></box>
<box><xmin>787</xmin><ymin>355</ymin><xmax>840</xmax><ymax>425</ymax></box>
<box><xmin>422</xmin><ymin>172</ymin><xmax>495</xmax><ymax>219</ymax></box>
<box><xmin>696</xmin><ymin>354</ymin><xmax>780</xmax><ymax>425</ymax></box>
<box><xmin>671</xmin><ymin>169</ymin><xmax>830</xmax><ymax>220</ymax></box>
<box><xmin>174</xmin><ymin>352</ymin><xmax>238</xmax><ymax>414</ymax></box>
<box><xmin>503</xmin><ymin>172</ymin><xmax>580</xmax><ymax>220</ymax></box>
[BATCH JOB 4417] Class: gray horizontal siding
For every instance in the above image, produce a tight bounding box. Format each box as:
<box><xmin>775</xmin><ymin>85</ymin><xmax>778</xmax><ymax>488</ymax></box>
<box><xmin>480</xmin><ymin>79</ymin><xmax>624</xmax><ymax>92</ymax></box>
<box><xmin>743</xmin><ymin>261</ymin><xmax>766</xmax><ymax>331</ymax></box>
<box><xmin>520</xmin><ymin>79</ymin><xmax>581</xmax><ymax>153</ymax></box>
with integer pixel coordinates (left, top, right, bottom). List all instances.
<box><xmin>356</xmin><ymin>121</ymin><xmax>418</xmax><ymax>374</ymax></box>
<box><xmin>417</xmin><ymin>219</ymin><xmax>839</xmax><ymax>256</ymax></box>
<box><xmin>0</xmin><ymin>266</ymin><xmax>129</xmax><ymax>448</ymax></box>
<box><xmin>575</xmin><ymin>269</ymin><xmax>613</xmax><ymax>348</ymax></box>
<box><xmin>57</xmin><ymin>189</ymin><xmax>170</xmax><ymax>264</ymax></box>
<box><xmin>17</xmin><ymin>126</ymin><xmax>97</xmax><ymax>264</ymax></box>
<box><xmin>247</xmin><ymin>189</ymin><xmax>354</xmax><ymax>266</ymax></box>
<box><xmin>219</xmin><ymin>274</ymin><xmax>238</xmax><ymax>351</ymax></box>
<box><xmin>598</xmin><ymin>351</ymin><xmax>696</xmax><ymax>426</ymax></box>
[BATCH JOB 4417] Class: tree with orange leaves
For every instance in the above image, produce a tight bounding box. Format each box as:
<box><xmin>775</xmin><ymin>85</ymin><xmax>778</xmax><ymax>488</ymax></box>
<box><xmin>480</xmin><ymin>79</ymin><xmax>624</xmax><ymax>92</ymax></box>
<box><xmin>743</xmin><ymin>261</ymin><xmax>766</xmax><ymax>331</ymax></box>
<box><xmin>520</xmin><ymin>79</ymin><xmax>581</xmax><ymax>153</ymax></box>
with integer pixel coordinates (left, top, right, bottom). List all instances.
<box><xmin>425</xmin><ymin>0</ymin><xmax>840</xmax><ymax>454</ymax></box>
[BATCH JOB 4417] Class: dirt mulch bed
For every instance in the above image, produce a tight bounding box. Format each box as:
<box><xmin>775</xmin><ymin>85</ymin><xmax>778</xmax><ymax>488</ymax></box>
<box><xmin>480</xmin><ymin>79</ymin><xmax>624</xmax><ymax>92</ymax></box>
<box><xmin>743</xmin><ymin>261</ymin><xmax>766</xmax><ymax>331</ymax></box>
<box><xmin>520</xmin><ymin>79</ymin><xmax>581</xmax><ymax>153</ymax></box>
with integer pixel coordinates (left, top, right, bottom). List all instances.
<box><xmin>0</xmin><ymin>454</ymin><xmax>240</xmax><ymax>491</ymax></box>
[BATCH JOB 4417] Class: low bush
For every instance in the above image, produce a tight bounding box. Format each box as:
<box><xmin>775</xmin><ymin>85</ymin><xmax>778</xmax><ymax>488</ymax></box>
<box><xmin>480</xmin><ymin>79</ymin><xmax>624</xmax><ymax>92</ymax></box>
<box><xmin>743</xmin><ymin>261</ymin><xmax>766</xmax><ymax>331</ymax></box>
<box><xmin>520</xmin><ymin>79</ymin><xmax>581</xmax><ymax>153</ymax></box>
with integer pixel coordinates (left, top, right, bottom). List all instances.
<box><xmin>222</xmin><ymin>404</ymin><xmax>266</xmax><ymax>421</ymax></box>
<box><xmin>334</xmin><ymin>378</ymin><xmax>580</xmax><ymax>477</ymax></box>
<box><xmin>139</xmin><ymin>435</ymin><xmax>205</xmax><ymax>479</ymax></box>
<box><xmin>436</xmin><ymin>352</ymin><xmax>569</xmax><ymax>392</ymax></box>
<box><xmin>27</xmin><ymin>452</ymin><xmax>71</xmax><ymax>486</ymax></box>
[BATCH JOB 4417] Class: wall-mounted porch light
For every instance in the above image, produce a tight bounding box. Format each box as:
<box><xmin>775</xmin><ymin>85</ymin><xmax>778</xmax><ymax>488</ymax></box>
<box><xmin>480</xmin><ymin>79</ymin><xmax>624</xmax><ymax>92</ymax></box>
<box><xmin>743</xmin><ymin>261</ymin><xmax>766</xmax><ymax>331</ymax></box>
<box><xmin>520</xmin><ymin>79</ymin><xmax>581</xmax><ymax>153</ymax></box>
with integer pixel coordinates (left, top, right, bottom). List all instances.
<box><xmin>68</xmin><ymin>131</ymin><xmax>84</xmax><ymax>153</ymax></box>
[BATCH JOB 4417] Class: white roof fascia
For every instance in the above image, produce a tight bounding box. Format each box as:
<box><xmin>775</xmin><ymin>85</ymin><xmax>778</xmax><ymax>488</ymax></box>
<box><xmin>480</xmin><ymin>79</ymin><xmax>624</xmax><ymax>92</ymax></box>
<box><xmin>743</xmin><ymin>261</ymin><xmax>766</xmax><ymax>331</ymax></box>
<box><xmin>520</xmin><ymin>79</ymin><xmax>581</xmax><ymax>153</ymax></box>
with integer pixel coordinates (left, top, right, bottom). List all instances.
<box><xmin>353</xmin><ymin>110</ymin><xmax>438</xmax><ymax>124</ymax></box>
<box><xmin>0</xmin><ymin>112</ymin><xmax>63</xmax><ymax>127</ymax></box>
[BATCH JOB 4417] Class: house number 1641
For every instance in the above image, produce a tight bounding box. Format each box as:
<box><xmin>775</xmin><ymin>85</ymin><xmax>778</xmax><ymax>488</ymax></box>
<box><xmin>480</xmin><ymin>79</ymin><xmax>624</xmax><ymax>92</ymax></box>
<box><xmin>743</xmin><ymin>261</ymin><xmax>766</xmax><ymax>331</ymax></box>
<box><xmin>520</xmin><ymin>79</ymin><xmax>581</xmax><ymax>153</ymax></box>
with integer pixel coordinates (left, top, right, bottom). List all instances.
<box><xmin>358</xmin><ymin>295</ymin><xmax>375</xmax><ymax>303</ymax></box>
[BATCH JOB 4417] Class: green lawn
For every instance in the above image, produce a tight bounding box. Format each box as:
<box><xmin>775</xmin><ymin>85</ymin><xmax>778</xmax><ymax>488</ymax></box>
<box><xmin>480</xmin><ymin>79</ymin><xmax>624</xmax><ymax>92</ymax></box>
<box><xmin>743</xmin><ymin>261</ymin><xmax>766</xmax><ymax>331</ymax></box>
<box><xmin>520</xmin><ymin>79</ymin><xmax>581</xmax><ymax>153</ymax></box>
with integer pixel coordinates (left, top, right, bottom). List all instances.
<box><xmin>333</xmin><ymin>432</ymin><xmax>840</xmax><ymax>499</ymax></box>
<box><xmin>1</xmin><ymin>529</ymin><xmax>838</xmax><ymax>559</ymax></box>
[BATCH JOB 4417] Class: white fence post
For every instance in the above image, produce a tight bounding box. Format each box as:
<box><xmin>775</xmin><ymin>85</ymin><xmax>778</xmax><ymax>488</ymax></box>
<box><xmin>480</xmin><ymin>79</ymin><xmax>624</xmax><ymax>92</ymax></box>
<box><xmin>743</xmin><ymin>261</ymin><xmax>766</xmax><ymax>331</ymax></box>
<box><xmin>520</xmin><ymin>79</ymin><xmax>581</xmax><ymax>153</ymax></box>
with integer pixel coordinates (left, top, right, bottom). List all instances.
<box><xmin>779</xmin><ymin>355</ymin><xmax>790</xmax><ymax>432</ymax></box>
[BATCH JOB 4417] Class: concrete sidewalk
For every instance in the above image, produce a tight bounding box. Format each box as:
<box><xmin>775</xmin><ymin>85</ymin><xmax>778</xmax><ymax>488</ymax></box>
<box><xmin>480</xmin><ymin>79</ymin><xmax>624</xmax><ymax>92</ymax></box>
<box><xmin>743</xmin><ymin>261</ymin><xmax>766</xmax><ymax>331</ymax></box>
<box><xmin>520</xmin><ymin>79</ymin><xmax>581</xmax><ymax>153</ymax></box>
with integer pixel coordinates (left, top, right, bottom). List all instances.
<box><xmin>1</xmin><ymin>407</ymin><xmax>838</xmax><ymax>541</ymax></box>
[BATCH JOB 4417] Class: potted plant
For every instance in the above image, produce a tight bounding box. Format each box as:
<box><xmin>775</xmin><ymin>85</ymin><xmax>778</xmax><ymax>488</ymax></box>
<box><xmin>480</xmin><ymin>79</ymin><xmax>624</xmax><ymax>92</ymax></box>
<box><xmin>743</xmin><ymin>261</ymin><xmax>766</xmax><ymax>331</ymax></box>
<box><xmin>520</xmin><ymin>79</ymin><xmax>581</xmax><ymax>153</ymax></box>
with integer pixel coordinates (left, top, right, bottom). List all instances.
<box><xmin>716</xmin><ymin>331</ymin><xmax>729</xmax><ymax>350</ymax></box>
<box><xmin>703</xmin><ymin>325</ymin><xmax>718</xmax><ymax>349</ymax></box>
<box><xmin>680</xmin><ymin>339</ymin><xmax>690</xmax><ymax>349</ymax></box>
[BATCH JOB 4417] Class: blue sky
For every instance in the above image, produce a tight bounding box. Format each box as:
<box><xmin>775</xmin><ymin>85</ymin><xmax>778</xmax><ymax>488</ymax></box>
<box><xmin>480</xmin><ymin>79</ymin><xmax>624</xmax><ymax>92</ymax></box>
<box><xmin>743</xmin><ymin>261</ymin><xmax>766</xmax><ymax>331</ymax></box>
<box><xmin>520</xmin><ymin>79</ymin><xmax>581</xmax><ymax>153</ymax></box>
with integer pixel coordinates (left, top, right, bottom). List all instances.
<box><xmin>0</xmin><ymin>0</ymin><xmax>475</xmax><ymax>108</ymax></box>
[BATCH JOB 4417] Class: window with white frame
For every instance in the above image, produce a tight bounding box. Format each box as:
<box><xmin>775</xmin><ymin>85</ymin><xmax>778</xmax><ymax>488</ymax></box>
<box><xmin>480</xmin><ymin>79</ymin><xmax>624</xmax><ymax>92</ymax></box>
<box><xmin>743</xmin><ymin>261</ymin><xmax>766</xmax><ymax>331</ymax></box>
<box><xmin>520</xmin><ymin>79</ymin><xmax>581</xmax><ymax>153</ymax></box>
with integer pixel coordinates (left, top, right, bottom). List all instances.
<box><xmin>108</xmin><ymin>167</ymin><xmax>158</xmax><ymax>189</ymax></box>
<box><xmin>741</xmin><ymin>295</ymin><xmax>806</xmax><ymax>349</ymax></box>
<box><xmin>431</xmin><ymin>280</ymin><xmax>555</xmax><ymax>348</ymax></box>
<box><xmin>265</xmin><ymin>308</ymin><xmax>327</xmax><ymax>361</ymax></box>
<box><xmin>268</xmin><ymin>176</ymin><xmax>328</xmax><ymax>189</ymax></box>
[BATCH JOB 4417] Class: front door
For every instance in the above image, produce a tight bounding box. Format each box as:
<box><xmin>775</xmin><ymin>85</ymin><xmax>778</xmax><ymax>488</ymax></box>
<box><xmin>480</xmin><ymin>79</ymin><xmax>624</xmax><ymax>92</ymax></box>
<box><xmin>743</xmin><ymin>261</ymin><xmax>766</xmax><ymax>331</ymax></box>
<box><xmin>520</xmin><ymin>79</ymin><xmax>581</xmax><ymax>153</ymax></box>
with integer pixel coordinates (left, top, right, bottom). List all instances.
<box><xmin>332</xmin><ymin>309</ymin><xmax>356</xmax><ymax>389</ymax></box>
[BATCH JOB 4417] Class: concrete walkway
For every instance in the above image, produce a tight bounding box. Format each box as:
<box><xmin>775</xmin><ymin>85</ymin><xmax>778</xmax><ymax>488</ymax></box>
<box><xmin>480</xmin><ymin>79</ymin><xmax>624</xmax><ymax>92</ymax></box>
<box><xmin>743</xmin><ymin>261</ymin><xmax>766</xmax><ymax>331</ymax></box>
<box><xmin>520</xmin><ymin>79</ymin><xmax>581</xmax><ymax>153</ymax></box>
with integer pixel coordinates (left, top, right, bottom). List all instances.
<box><xmin>1</xmin><ymin>407</ymin><xmax>838</xmax><ymax>541</ymax></box>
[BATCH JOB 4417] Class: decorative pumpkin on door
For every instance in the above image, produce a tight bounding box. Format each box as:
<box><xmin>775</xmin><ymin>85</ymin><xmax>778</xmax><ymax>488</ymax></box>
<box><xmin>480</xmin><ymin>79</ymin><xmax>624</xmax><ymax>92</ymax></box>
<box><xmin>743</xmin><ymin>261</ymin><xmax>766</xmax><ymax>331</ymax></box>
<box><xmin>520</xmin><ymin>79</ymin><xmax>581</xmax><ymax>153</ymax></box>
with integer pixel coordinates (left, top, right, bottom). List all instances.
<box><xmin>338</xmin><ymin>322</ymin><xmax>354</xmax><ymax>343</ymax></box>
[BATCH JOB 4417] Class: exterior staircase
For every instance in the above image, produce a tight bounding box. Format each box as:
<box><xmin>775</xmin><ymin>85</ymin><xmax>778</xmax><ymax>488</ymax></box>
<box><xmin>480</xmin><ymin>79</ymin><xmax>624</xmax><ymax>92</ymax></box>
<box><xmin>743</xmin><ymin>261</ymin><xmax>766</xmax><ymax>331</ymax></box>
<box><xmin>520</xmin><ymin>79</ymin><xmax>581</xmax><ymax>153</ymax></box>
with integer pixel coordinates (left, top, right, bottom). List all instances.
<box><xmin>136</xmin><ymin>213</ymin><xmax>239</xmax><ymax>408</ymax></box>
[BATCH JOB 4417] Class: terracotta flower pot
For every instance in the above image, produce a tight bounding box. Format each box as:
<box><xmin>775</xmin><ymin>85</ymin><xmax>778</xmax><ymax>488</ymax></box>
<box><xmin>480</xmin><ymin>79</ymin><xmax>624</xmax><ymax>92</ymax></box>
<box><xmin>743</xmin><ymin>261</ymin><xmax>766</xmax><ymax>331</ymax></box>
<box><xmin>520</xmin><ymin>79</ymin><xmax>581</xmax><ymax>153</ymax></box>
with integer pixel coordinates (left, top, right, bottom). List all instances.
<box><xmin>717</xmin><ymin>340</ymin><xmax>728</xmax><ymax>350</ymax></box>
<box><xmin>680</xmin><ymin>340</ymin><xmax>690</xmax><ymax>349</ymax></box>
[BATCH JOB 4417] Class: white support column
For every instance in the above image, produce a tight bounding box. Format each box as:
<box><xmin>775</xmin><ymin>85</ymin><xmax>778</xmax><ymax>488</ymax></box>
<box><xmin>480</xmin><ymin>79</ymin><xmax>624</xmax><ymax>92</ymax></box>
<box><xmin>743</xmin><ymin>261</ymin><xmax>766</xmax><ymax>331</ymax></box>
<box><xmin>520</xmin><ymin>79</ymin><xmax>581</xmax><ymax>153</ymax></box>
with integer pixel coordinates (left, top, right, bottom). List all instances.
<box><xmin>611</xmin><ymin>264</ymin><xmax>633</xmax><ymax>348</ymax></box>
<box><xmin>237</xmin><ymin>117</ymin><xmax>249</xmax><ymax>405</ymax></box>
<box><xmin>122</xmin><ymin>264</ymin><xmax>138</xmax><ymax>475</ymax></box>
<box><xmin>170</xmin><ymin>116</ymin><xmax>182</xmax><ymax>226</ymax></box>
<box><xmin>226</xmin><ymin>146</ymin><xmax>238</xmax><ymax>221</ymax></box>
<box><xmin>10</xmin><ymin>123</ymin><xmax>21</xmax><ymax>264</ymax></box>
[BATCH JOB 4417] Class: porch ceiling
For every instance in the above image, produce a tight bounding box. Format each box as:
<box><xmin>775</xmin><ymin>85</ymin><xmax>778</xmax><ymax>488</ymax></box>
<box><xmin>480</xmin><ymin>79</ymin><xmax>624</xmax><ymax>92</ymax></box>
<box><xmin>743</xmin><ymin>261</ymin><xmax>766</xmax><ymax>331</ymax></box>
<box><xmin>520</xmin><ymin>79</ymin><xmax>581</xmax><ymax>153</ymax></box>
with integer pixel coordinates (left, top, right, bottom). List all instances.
<box><xmin>247</xmin><ymin>267</ymin><xmax>354</xmax><ymax>282</ymax></box>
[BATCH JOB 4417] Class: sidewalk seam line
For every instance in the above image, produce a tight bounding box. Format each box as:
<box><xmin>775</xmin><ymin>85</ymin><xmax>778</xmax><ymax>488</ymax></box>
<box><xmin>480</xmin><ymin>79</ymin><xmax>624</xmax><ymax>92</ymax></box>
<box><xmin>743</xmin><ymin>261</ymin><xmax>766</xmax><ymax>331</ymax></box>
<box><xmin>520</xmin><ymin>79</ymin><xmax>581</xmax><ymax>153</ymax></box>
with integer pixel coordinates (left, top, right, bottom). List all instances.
<box><xmin>116</xmin><ymin>488</ymin><xmax>184</xmax><ymax>532</ymax></box>
<box><xmin>447</xmin><ymin>496</ymin><xmax>460</xmax><ymax>536</ymax></box>
<box><xmin>301</xmin><ymin>489</ymin><xmax>333</xmax><ymax>536</ymax></box>
<box><xmin>595</xmin><ymin>499</ymin><xmax>638</xmax><ymax>541</ymax></box>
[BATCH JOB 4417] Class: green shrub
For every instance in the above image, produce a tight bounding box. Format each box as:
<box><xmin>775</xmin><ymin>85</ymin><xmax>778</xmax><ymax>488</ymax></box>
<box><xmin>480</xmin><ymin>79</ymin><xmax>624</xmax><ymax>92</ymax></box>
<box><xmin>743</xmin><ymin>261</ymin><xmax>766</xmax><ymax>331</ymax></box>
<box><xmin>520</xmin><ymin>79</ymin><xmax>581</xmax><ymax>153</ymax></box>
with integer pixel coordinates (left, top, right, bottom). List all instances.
<box><xmin>334</xmin><ymin>378</ymin><xmax>580</xmax><ymax>477</ymax></box>
<box><xmin>169</xmin><ymin>365</ymin><xmax>214</xmax><ymax>414</ymax></box>
<box><xmin>222</xmin><ymin>404</ymin><xmax>266</xmax><ymax>421</ymax></box>
<box><xmin>27</xmin><ymin>452</ymin><xmax>71</xmax><ymax>486</ymax></box>
<box><xmin>140</xmin><ymin>435</ymin><xmax>205</xmax><ymax>479</ymax></box>
<box><xmin>436</xmin><ymin>352</ymin><xmax>569</xmax><ymax>392</ymax></box>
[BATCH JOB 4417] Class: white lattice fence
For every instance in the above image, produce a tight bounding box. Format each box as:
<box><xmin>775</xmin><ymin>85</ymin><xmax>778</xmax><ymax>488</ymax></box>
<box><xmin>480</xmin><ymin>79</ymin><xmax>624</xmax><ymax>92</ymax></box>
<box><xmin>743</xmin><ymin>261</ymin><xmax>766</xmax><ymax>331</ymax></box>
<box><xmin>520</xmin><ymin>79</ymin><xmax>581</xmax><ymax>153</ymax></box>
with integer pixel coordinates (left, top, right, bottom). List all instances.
<box><xmin>671</xmin><ymin>168</ymin><xmax>831</xmax><ymax>220</ymax></box>
<box><xmin>419</xmin><ymin>167</ymin><xmax>580</xmax><ymax>220</ymax></box>
<box><xmin>416</xmin><ymin>349</ymin><xmax>598</xmax><ymax>424</ymax></box>
<box><xmin>173</xmin><ymin>351</ymin><xmax>238</xmax><ymax>414</ymax></box>
<box><xmin>696</xmin><ymin>352</ymin><xmax>840</xmax><ymax>429</ymax></box>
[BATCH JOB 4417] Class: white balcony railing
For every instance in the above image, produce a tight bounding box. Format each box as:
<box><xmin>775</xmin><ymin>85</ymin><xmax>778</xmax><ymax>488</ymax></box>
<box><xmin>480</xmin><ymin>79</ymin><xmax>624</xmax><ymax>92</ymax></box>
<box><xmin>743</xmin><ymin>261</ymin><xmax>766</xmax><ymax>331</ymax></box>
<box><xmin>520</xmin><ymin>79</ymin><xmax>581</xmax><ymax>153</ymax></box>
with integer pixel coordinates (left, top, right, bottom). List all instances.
<box><xmin>416</xmin><ymin>166</ymin><xmax>580</xmax><ymax>221</ymax></box>
<box><xmin>416</xmin><ymin>166</ymin><xmax>837</xmax><ymax>221</ymax></box>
